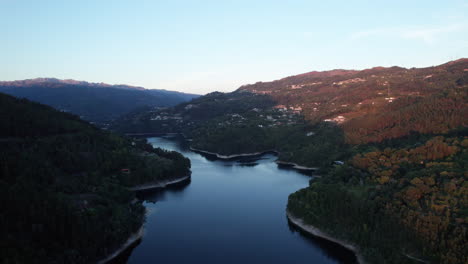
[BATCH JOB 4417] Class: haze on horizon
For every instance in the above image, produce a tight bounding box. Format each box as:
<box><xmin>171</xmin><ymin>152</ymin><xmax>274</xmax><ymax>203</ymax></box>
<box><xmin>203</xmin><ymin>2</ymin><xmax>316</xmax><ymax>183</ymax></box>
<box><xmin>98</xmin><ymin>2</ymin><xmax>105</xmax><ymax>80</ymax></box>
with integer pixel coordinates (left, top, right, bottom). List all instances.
<box><xmin>1</xmin><ymin>0</ymin><xmax>467</xmax><ymax>95</ymax></box>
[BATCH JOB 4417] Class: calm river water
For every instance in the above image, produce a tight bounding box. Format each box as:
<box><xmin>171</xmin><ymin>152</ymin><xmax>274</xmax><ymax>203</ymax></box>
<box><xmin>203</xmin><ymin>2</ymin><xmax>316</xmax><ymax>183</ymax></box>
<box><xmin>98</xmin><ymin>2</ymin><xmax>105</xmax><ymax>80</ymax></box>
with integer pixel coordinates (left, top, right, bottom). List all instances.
<box><xmin>114</xmin><ymin>136</ymin><xmax>357</xmax><ymax>264</ymax></box>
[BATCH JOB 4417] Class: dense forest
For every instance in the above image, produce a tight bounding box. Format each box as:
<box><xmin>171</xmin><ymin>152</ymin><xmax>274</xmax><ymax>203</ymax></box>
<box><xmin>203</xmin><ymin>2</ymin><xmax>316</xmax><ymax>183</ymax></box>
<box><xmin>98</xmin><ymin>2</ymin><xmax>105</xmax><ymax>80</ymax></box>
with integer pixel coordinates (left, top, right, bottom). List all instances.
<box><xmin>112</xmin><ymin>91</ymin><xmax>276</xmax><ymax>134</ymax></box>
<box><xmin>0</xmin><ymin>78</ymin><xmax>199</xmax><ymax>124</ymax></box>
<box><xmin>288</xmin><ymin>132</ymin><xmax>468</xmax><ymax>263</ymax></box>
<box><xmin>112</xmin><ymin>91</ymin><xmax>349</xmax><ymax>168</ymax></box>
<box><xmin>0</xmin><ymin>93</ymin><xmax>190</xmax><ymax>263</ymax></box>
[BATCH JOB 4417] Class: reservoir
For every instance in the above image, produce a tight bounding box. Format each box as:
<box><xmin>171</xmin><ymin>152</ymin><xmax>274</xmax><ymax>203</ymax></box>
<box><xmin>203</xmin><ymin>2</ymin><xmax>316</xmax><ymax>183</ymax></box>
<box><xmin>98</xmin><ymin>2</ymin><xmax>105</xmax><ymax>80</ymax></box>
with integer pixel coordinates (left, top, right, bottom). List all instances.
<box><xmin>116</xmin><ymin>136</ymin><xmax>357</xmax><ymax>264</ymax></box>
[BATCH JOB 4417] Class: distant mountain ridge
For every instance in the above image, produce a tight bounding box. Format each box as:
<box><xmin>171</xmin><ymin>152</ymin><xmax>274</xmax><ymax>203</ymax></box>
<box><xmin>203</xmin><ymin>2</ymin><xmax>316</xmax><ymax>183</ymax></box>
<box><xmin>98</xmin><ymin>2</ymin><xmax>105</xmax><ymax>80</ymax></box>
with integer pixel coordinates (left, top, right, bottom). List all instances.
<box><xmin>241</xmin><ymin>59</ymin><xmax>467</xmax><ymax>89</ymax></box>
<box><xmin>0</xmin><ymin>78</ymin><xmax>200</xmax><ymax>124</ymax></box>
<box><xmin>0</xmin><ymin>77</ymin><xmax>150</xmax><ymax>90</ymax></box>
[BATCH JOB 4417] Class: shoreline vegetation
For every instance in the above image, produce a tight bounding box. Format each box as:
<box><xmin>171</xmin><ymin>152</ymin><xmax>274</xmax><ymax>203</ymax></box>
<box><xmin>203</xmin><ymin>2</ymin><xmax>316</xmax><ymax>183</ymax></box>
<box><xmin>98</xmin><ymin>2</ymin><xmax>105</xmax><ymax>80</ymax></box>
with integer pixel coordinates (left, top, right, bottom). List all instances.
<box><xmin>190</xmin><ymin>147</ymin><xmax>278</xmax><ymax>159</ymax></box>
<box><xmin>190</xmin><ymin>146</ymin><xmax>319</xmax><ymax>171</ymax></box>
<box><xmin>125</xmin><ymin>132</ymin><xmax>182</xmax><ymax>137</ymax></box>
<box><xmin>286</xmin><ymin>211</ymin><xmax>365</xmax><ymax>264</ymax></box>
<box><xmin>275</xmin><ymin>160</ymin><xmax>318</xmax><ymax>171</ymax></box>
<box><xmin>128</xmin><ymin>174</ymin><xmax>191</xmax><ymax>191</ymax></box>
<box><xmin>101</xmin><ymin>173</ymin><xmax>191</xmax><ymax>263</ymax></box>
<box><xmin>126</xmin><ymin>133</ymin><xmax>323</xmax><ymax>171</ymax></box>
<box><xmin>97</xmin><ymin>217</ymin><xmax>146</xmax><ymax>264</ymax></box>
<box><xmin>0</xmin><ymin>90</ymin><xmax>192</xmax><ymax>264</ymax></box>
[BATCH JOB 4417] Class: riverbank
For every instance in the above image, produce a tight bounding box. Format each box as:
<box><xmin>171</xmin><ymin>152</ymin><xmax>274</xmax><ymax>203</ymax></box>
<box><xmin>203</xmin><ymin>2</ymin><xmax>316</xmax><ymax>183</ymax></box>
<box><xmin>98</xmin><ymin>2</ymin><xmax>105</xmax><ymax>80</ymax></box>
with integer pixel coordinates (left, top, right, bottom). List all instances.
<box><xmin>99</xmin><ymin>175</ymin><xmax>190</xmax><ymax>263</ymax></box>
<box><xmin>128</xmin><ymin>175</ymin><xmax>191</xmax><ymax>191</ymax></box>
<box><xmin>97</xmin><ymin>215</ymin><xmax>146</xmax><ymax>264</ymax></box>
<box><xmin>125</xmin><ymin>132</ymin><xmax>181</xmax><ymax>137</ymax></box>
<box><xmin>275</xmin><ymin>160</ymin><xmax>318</xmax><ymax>171</ymax></box>
<box><xmin>286</xmin><ymin>211</ymin><xmax>365</xmax><ymax>264</ymax></box>
<box><xmin>190</xmin><ymin>146</ymin><xmax>319</xmax><ymax>172</ymax></box>
<box><xmin>190</xmin><ymin>147</ymin><xmax>278</xmax><ymax>159</ymax></box>
<box><xmin>135</xmin><ymin>134</ymin><xmax>318</xmax><ymax>171</ymax></box>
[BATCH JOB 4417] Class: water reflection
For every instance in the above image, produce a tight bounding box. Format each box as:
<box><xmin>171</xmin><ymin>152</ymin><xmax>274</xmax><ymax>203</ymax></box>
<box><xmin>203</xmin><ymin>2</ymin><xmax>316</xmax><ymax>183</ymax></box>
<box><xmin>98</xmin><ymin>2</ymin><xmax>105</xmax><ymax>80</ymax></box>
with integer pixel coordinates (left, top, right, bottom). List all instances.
<box><xmin>107</xmin><ymin>239</ymin><xmax>142</xmax><ymax>264</ymax></box>
<box><xmin>135</xmin><ymin>178</ymin><xmax>191</xmax><ymax>203</ymax></box>
<box><xmin>286</xmin><ymin>218</ymin><xmax>358</xmax><ymax>264</ymax></box>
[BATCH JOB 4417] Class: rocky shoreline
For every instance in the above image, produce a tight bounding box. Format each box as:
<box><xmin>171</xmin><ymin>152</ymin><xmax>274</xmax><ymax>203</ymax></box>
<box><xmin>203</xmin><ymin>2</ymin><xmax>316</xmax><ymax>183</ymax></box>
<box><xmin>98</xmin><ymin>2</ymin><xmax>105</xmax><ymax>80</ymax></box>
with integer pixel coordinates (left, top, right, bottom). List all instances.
<box><xmin>97</xmin><ymin>215</ymin><xmax>145</xmax><ymax>264</ymax></box>
<box><xmin>189</xmin><ymin>147</ymin><xmax>278</xmax><ymax>159</ymax></box>
<box><xmin>128</xmin><ymin>175</ymin><xmax>191</xmax><ymax>191</ymax></box>
<box><xmin>190</xmin><ymin>147</ymin><xmax>319</xmax><ymax>172</ymax></box>
<box><xmin>135</xmin><ymin>135</ymin><xmax>317</xmax><ymax>171</ymax></box>
<box><xmin>275</xmin><ymin>160</ymin><xmax>318</xmax><ymax>171</ymax></box>
<box><xmin>286</xmin><ymin>211</ymin><xmax>365</xmax><ymax>264</ymax></box>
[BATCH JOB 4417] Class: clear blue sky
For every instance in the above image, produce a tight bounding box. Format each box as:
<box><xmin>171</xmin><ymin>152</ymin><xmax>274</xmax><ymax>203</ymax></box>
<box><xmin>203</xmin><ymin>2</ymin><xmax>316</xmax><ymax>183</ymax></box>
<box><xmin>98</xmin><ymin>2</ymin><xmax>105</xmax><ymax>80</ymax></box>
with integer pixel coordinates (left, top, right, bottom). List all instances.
<box><xmin>1</xmin><ymin>0</ymin><xmax>467</xmax><ymax>94</ymax></box>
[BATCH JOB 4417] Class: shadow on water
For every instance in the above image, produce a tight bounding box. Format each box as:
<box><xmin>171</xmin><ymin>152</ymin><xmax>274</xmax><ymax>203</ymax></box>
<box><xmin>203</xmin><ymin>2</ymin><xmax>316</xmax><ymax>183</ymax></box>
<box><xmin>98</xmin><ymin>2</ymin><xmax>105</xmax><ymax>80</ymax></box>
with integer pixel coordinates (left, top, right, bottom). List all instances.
<box><xmin>107</xmin><ymin>239</ymin><xmax>142</xmax><ymax>264</ymax></box>
<box><xmin>235</xmin><ymin>162</ymin><xmax>259</xmax><ymax>167</ymax></box>
<box><xmin>276</xmin><ymin>163</ymin><xmax>315</xmax><ymax>176</ymax></box>
<box><xmin>108</xmin><ymin>179</ymin><xmax>192</xmax><ymax>263</ymax></box>
<box><xmin>135</xmin><ymin>177</ymin><xmax>191</xmax><ymax>203</ymax></box>
<box><xmin>193</xmin><ymin>149</ymin><xmax>279</xmax><ymax>163</ymax></box>
<box><xmin>287</xmin><ymin>218</ymin><xmax>358</xmax><ymax>264</ymax></box>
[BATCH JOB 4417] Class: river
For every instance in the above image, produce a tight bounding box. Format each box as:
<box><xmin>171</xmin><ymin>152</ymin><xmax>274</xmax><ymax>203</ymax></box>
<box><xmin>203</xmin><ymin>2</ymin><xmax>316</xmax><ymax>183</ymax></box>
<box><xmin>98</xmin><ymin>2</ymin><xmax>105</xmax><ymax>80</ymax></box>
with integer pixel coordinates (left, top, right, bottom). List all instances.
<box><xmin>112</xmin><ymin>136</ymin><xmax>357</xmax><ymax>264</ymax></box>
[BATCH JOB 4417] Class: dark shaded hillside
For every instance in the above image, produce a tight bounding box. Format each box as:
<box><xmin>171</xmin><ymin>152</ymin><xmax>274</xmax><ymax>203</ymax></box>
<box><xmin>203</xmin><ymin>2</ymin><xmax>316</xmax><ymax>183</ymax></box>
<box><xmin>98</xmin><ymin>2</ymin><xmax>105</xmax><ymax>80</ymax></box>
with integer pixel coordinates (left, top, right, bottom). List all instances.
<box><xmin>0</xmin><ymin>92</ymin><xmax>190</xmax><ymax>263</ymax></box>
<box><xmin>112</xmin><ymin>91</ymin><xmax>276</xmax><ymax>133</ymax></box>
<box><xmin>0</xmin><ymin>78</ymin><xmax>199</xmax><ymax>124</ymax></box>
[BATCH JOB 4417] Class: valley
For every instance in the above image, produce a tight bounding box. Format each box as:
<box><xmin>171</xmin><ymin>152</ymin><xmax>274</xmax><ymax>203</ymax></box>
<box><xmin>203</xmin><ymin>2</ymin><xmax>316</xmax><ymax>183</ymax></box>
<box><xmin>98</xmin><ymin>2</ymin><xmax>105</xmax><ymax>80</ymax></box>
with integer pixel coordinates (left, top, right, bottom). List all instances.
<box><xmin>3</xmin><ymin>2</ymin><xmax>467</xmax><ymax>263</ymax></box>
<box><xmin>1</xmin><ymin>59</ymin><xmax>466</xmax><ymax>264</ymax></box>
<box><xmin>111</xmin><ymin>59</ymin><xmax>468</xmax><ymax>263</ymax></box>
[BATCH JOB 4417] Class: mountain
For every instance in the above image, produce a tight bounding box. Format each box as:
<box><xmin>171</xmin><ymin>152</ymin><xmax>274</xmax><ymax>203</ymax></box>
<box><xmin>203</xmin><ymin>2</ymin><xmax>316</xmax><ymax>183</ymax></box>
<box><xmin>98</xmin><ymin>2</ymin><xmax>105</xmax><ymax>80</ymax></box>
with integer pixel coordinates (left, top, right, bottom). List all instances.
<box><xmin>0</xmin><ymin>78</ymin><xmax>199</xmax><ymax>124</ymax></box>
<box><xmin>0</xmin><ymin>92</ymin><xmax>190</xmax><ymax>263</ymax></box>
<box><xmin>111</xmin><ymin>58</ymin><xmax>468</xmax><ymax>263</ymax></box>
<box><xmin>238</xmin><ymin>58</ymin><xmax>467</xmax><ymax>144</ymax></box>
<box><xmin>112</xmin><ymin>58</ymin><xmax>467</xmax><ymax>166</ymax></box>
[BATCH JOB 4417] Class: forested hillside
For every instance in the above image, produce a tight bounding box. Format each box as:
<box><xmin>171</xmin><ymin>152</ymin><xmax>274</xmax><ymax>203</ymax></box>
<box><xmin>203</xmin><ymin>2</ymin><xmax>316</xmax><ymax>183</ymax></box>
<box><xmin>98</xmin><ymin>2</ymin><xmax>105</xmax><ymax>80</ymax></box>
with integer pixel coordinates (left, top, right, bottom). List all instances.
<box><xmin>288</xmin><ymin>132</ymin><xmax>467</xmax><ymax>263</ymax></box>
<box><xmin>239</xmin><ymin>59</ymin><xmax>467</xmax><ymax>144</ymax></box>
<box><xmin>112</xmin><ymin>91</ymin><xmax>350</xmax><ymax>167</ymax></box>
<box><xmin>0</xmin><ymin>78</ymin><xmax>199</xmax><ymax>124</ymax></box>
<box><xmin>0</xmin><ymin>93</ymin><xmax>190</xmax><ymax>263</ymax></box>
<box><xmin>113</xmin><ymin>59</ymin><xmax>467</xmax><ymax>167</ymax></box>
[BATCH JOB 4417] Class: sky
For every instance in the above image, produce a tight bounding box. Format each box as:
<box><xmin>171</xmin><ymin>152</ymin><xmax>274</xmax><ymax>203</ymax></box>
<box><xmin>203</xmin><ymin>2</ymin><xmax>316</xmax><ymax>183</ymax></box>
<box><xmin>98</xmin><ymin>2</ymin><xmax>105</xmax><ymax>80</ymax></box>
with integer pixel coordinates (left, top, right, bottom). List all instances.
<box><xmin>1</xmin><ymin>0</ymin><xmax>467</xmax><ymax>94</ymax></box>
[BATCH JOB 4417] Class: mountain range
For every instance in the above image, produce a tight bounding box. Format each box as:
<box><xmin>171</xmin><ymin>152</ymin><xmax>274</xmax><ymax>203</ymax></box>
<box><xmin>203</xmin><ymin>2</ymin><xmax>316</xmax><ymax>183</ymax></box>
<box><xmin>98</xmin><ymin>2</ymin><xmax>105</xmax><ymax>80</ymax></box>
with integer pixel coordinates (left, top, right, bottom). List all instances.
<box><xmin>0</xmin><ymin>78</ymin><xmax>199</xmax><ymax>124</ymax></box>
<box><xmin>113</xmin><ymin>58</ymin><xmax>467</xmax><ymax>152</ymax></box>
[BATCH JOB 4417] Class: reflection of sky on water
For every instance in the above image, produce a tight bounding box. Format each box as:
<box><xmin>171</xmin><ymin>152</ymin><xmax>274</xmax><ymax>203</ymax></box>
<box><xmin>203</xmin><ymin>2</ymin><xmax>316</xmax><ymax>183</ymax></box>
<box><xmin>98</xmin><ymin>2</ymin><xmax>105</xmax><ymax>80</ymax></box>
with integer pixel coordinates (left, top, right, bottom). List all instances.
<box><xmin>121</xmin><ymin>137</ymin><xmax>357</xmax><ymax>264</ymax></box>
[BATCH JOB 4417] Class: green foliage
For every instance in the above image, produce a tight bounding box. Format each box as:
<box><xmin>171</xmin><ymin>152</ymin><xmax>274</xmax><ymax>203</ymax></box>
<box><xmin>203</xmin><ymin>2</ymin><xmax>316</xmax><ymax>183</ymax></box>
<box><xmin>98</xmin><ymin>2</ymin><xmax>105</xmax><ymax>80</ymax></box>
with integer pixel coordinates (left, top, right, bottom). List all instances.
<box><xmin>0</xmin><ymin>93</ymin><xmax>190</xmax><ymax>263</ymax></box>
<box><xmin>288</xmin><ymin>134</ymin><xmax>468</xmax><ymax>264</ymax></box>
<box><xmin>238</xmin><ymin>59</ymin><xmax>468</xmax><ymax>144</ymax></box>
<box><xmin>288</xmin><ymin>183</ymin><xmax>419</xmax><ymax>264</ymax></box>
<box><xmin>111</xmin><ymin>91</ymin><xmax>276</xmax><ymax>134</ymax></box>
